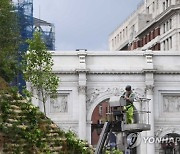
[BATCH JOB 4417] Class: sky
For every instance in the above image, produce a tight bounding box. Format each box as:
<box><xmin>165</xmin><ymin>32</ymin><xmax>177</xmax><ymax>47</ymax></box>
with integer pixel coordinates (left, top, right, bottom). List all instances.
<box><xmin>33</xmin><ymin>0</ymin><xmax>142</xmax><ymax>51</ymax></box>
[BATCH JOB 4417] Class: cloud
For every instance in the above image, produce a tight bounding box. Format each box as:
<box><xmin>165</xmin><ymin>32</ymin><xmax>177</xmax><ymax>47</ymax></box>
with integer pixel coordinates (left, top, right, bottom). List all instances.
<box><xmin>33</xmin><ymin>0</ymin><xmax>142</xmax><ymax>51</ymax></box>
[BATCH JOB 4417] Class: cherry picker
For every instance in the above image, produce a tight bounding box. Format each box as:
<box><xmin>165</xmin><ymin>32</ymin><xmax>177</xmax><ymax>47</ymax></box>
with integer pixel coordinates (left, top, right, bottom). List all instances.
<box><xmin>95</xmin><ymin>96</ymin><xmax>151</xmax><ymax>154</ymax></box>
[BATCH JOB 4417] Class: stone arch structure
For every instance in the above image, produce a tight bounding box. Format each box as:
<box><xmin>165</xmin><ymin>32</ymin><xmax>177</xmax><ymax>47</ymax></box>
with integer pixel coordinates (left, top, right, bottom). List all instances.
<box><xmin>87</xmin><ymin>87</ymin><xmax>145</xmax><ymax>121</ymax></box>
<box><xmin>86</xmin><ymin>87</ymin><xmax>145</xmax><ymax>143</ymax></box>
<box><xmin>86</xmin><ymin>87</ymin><xmax>125</xmax><ymax>143</ymax></box>
<box><xmin>28</xmin><ymin>50</ymin><xmax>180</xmax><ymax>154</ymax></box>
<box><xmin>87</xmin><ymin>88</ymin><xmax>124</xmax><ymax>121</ymax></box>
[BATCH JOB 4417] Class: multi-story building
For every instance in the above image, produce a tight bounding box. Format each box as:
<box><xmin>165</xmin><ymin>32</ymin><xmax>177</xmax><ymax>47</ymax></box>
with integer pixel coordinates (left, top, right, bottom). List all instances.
<box><xmin>109</xmin><ymin>0</ymin><xmax>180</xmax><ymax>51</ymax></box>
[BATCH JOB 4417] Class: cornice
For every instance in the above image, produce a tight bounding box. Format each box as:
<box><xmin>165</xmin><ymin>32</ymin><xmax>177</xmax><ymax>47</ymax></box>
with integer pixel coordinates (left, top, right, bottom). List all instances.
<box><xmin>156</xmin><ymin>71</ymin><xmax>180</xmax><ymax>74</ymax></box>
<box><xmin>142</xmin><ymin>69</ymin><xmax>157</xmax><ymax>73</ymax></box>
<box><xmin>75</xmin><ymin>69</ymin><xmax>89</xmax><ymax>73</ymax></box>
<box><xmin>87</xmin><ymin>71</ymin><xmax>142</xmax><ymax>74</ymax></box>
<box><xmin>53</xmin><ymin>71</ymin><xmax>76</xmax><ymax>74</ymax></box>
<box><xmin>53</xmin><ymin>70</ymin><xmax>180</xmax><ymax>75</ymax></box>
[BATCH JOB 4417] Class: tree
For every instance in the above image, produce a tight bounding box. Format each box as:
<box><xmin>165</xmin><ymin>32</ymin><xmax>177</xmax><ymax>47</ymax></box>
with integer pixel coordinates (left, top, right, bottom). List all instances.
<box><xmin>23</xmin><ymin>32</ymin><xmax>59</xmax><ymax>115</ymax></box>
<box><xmin>0</xmin><ymin>0</ymin><xmax>20</xmax><ymax>82</ymax></box>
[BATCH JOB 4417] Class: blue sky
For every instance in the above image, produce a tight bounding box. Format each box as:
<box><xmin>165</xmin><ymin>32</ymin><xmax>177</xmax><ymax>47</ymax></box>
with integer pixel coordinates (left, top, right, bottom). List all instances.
<box><xmin>33</xmin><ymin>0</ymin><xmax>142</xmax><ymax>51</ymax></box>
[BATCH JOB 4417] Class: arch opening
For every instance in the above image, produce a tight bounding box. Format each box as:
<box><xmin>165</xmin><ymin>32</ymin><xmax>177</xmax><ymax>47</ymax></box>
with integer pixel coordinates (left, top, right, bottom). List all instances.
<box><xmin>91</xmin><ymin>98</ymin><xmax>110</xmax><ymax>146</ymax></box>
<box><xmin>160</xmin><ymin>133</ymin><xmax>180</xmax><ymax>154</ymax></box>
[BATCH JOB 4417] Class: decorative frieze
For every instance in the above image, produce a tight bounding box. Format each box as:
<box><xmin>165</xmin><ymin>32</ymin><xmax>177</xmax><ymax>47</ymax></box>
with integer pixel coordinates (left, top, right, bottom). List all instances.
<box><xmin>86</xmin><ymin>87</ymin><xmax>145</xmax><ymax>110</ymax></box>
<box><xmin>86</xmin><ymin>87</ymin><xmax>124</xmax><ymax>106</ymax></box>
<box><xmin>163</xmin><ymin>96</ymin><xmax>180</xmax><ymax>112</ymax></box>
<box><xmin>50</xmin><ymin>95</ymin><xmax>68</xmax><ymax>113</ymax></box>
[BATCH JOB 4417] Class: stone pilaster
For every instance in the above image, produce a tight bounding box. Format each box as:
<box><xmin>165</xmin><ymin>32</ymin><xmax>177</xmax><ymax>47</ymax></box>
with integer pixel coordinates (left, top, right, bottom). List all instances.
<box><xmin>143</xmin><ymin>50</ymin><xmax>155</xmax><ymax>154</ymax></box>
<box><xmin>77</xmin><ymin>50</ymin><xmax>88</xmax><ymax>140</ymax></box>
<box><xmin>145</xmin><ymin>84</ymin><xmax>155</xmax><ymax>154</ymax></box>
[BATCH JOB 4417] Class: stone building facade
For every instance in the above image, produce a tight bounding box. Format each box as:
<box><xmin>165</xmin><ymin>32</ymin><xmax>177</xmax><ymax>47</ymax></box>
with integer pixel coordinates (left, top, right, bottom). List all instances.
<box><xmin>109</xmin><ymin>0</ymin><xmax>180</xmax><ymax>51</ymax></box>
<box><xmin>29</xmin><ymin>50</ymin><xmax>180</xmax><ymax>154</ymax></box>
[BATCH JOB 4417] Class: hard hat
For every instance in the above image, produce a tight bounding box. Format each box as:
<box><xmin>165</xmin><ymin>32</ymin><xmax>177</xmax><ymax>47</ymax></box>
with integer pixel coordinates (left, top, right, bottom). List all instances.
<box><xmin>125</xmin><ymin>85</ymin><xmax>131</xmax><ymax>91</ymax></box>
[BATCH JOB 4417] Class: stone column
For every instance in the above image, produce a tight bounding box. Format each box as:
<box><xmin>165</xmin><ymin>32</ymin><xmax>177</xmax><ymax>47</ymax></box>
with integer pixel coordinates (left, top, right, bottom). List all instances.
<box><xmin>77</xmin><ymin>50</ymin><xmax>88</xmax><ymax>140</ymax></box>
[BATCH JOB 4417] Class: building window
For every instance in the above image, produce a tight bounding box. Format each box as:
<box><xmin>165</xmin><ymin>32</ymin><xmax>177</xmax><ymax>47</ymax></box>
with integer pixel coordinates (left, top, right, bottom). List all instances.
<box><xmin>156</xmin><ymin>0</ymin><xmax>159</xmax><ymax>9</ymax></box>
<box><xmin>169</xmin><ymin>18</ymin><xmax>172</xmax><ymax>29</ymax></box>
<box><xmin>166</xmin><ymin>39</ymin><xmax>169</xmax><ymax>50</ymax></box>
<box><xmin>126</xmin><ymin>26</ymin><xmax>128</xmax><ymax>36</ymax></box>
<box><xmin>112</xmin><ymin>39</ymin><xmax>114</xmax><ymax>48</ymax></box>
<box><xmin>120</xmin><ymin>32</ymin><xmax>122</xmax><ymax>40</ymax></box>
<box><xmin>166</xmin><ymin>0</ymin><xmax>169</xmax><ymax>8</ymax></box>
<box><xmin>169</xmin><ymin>36</ymin><xmax>172</xmax><ymax>49</ymax></box>
<box><xmin>166</xmin><ymin>21</ymin><xmax>169</xmax><ymax>31</ymax></box>
<box><xmin>163</xmin><ymin>40</ymin><xmax>166</xmax><ymax>50</ymax></box>
<box><xmin>153</xmin><ymin>29</ymin><xmax>155</xmax><ymax>39</ymax></box>
<box><xmin>117</xmin><ymin>34</ymin><xmax>119</xmax><ymax>44</ymax></box>
<box><xmin>163</xmin><ymin>23</ymin><xmax>166</xmax><ymax>33</ymax></box>
<box><xmin>153</xmin><ymin>2</ymin><xmax>155</xmax><ymax>11</ymax></box>
<box><xmin>147</xmin><ymin>6</ymin><xmax>150</xmax><ymax>14</ymax></box>
<box><xmin>98</xmin><ymin>119</ymin><xmax>103</xmax><ymax>124</ymax></box>
<box><xmin>99</xmin><ymin>105</ymin><xmax>103</xmax><ymax>116</ymax></box>
<box><xmin>123</xmin><ymin>29</ymin><xmax>125</xmax><ymax>38</ymax></box>
<box><xmin>169</xmin><ymin>0</ymin><xmax>171</xmax><ymax>6</ymax></box>
<box><xmin>163</xmin><ymin>2</ymin><xmax>166</xmax><ymax>11</ymax></box>
<box><xmin>157</xmin><ymin>27</ymin><xmax>160</xmax><ymax>35</ymax></box>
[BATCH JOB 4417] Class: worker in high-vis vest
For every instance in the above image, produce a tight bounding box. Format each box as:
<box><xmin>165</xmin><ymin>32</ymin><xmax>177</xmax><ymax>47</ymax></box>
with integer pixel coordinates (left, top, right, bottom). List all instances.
<box><xmin>123</xmin><ymin>85</ymin><xmax>135</xmax><ymax>124</ymax></box>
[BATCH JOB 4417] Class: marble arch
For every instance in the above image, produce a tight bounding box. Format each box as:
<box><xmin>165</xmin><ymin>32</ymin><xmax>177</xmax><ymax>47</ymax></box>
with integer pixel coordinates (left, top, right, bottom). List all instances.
<box><xmin>29</xmin><ymin>50</ymin><xmax>180</xmax><ymax>154</ymax></box>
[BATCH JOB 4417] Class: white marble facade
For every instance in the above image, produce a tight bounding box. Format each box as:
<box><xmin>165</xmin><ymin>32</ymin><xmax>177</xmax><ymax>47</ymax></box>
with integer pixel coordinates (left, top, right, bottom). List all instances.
<box><xmin>29</xmin><ymin>50</ymin><xmax>180</xmax><ymax>154</ymax></box>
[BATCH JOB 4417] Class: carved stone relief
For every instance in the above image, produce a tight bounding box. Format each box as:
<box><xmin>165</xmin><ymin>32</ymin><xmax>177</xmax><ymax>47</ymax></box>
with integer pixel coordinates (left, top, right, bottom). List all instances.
<box><xmin>86</xmin><ymin>87</ymin><xmax>145</xmax><ymax>111</ymax></box>
<box><xmin>86</xmin><ymin>87</ymin><xmax>124</xmax><ymax>109</ymax></box>
<box><xmin>145</xmin><ymin>85</ymin><xmax>154</xmax><ymax>94</ymax></box>
<box><xmin>163</xmin><ymin>96</ymin><xmax>180</xmax><ymax>112</ymax></box>
<box><xmin>50</xmin><ymin>95</ymin><xmax>68</xmax><ymax>113</ymax></box>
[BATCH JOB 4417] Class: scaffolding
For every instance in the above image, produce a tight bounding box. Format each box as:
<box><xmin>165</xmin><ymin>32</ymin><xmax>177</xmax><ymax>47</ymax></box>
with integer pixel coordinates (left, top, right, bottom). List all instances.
<box><xmin>13</xmin><ymin>0</ymin><xmax>55</xmax><ymax>91</ymax></box>
<box><xmin>15</xmin><ymin>0</ymin><xmax>55</xmax><ymax>51</ymax></box>
<box><xmin>17</xmin><ymin>0</ymin><xmax>33</xmax><ymax>52</ymax></box>
<box><xmin>34</xmin><ymin>17</ymin><xmax>55</xmax><ymax>50</ymax></box>
<box><xmin>11</xmin><ymin>0</ymin><xmax>34</xmax><ymax>92</ymax></box>
<box><xmin>16</xmin><ymin>0</ymin><xmax>55</xmax><ymax>51</ymax></box>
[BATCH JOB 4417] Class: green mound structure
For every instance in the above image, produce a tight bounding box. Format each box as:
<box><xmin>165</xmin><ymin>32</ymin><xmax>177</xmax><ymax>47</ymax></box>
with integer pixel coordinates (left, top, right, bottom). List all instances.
<box><xmin>0</xmin><ymin>86</ymin><xmax>93</xmax><ymax>154</ymax></box>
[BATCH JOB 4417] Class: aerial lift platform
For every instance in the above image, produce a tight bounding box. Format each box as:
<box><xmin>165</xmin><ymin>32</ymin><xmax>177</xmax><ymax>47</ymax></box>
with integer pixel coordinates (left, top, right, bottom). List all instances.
<box><xmin>95</xmin><ymin>96</ymin><xmax>151</xmax><ymax>154</ymax></box>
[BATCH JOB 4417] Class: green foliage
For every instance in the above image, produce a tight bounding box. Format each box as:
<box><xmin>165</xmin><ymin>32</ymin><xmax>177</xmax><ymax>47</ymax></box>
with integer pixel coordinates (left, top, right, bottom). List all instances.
<box><xmin>0</xmin><ymin>88</ymin><xmax>50</xmax><ymax>153</ymax></box>
<box><xmin>0</xmin><ymin>88</ymin><xmax>93</xmax><ymax>153</ymax></box>
<box><xmin>65</xmin><ymin>130</ymin><xmax>94</xmax><ymax>154</ymax></box>
<box><xmin>105</xmin><ymin>148</ymin><xmax>123</xmax><ymax>154</ymax></box>
<box><xmin>0</xmin><ymin>0</ymin><xmax>20</xmax><ymax>82</ymax></box>
<box><xmin>22</xmin><ymin>31</ymin><xmax>59</xmax><ymax>115</ymax></box>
